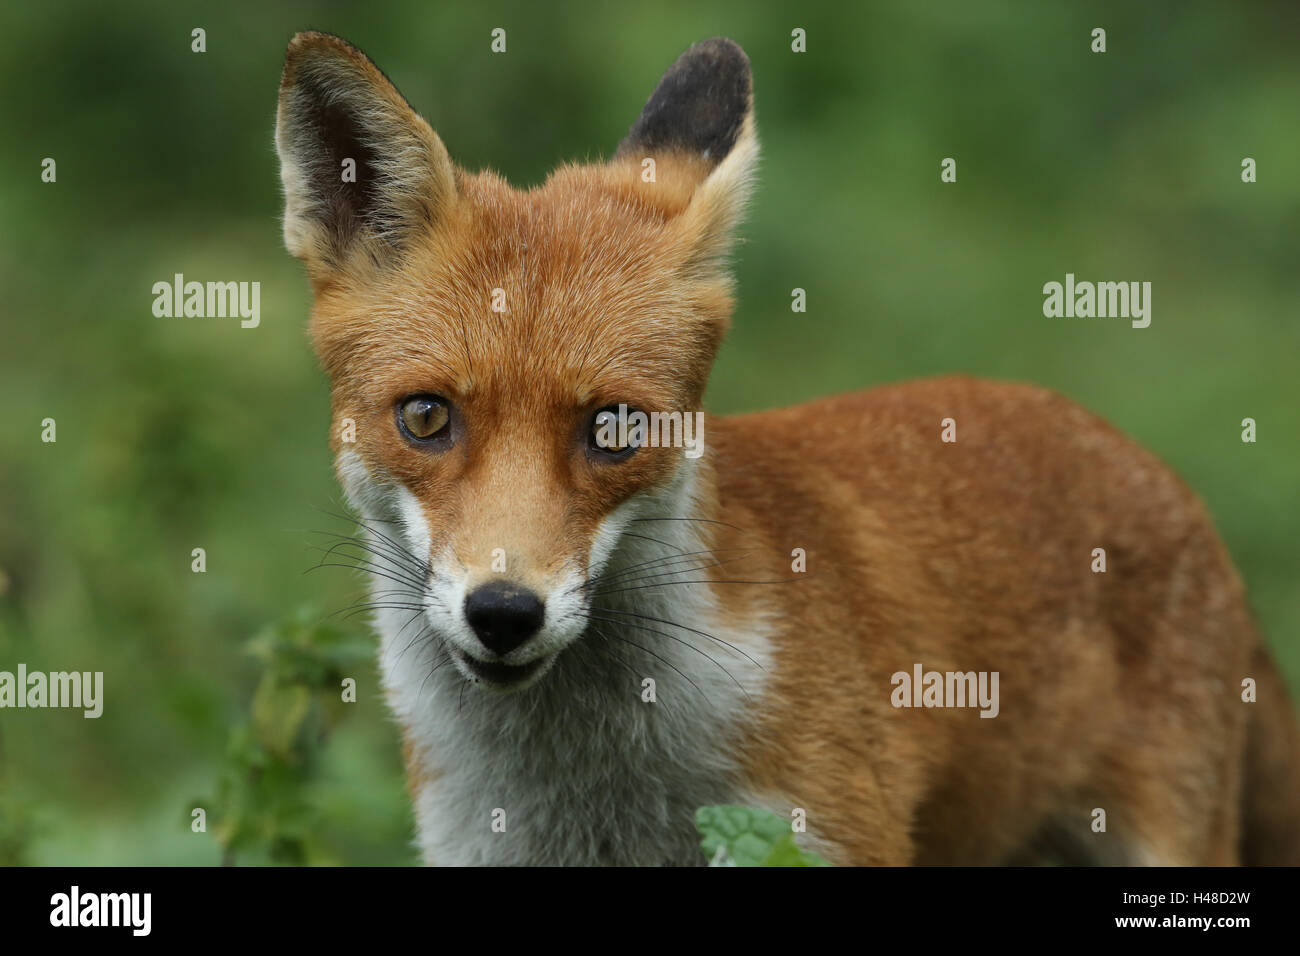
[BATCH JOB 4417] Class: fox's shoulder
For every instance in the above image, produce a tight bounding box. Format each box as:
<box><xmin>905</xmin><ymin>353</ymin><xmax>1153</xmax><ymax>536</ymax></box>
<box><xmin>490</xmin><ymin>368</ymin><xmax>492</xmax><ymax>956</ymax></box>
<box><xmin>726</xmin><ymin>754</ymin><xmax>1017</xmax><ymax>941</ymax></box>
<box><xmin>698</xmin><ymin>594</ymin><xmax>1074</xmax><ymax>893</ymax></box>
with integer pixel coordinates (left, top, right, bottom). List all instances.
<box><xmin>706</xmin><ymin>375</ymin><xmax>1202</xmax><ymax>527</ymax></box>
<box><xmin>715</xmin><ymin>374</ymin><xmax>1090</xmax><ymax>433</ymax></box>
<box><xmin>710</xmin><ymin>375</ymin><xmax>1116</xmax><ymax>458</ymax></box>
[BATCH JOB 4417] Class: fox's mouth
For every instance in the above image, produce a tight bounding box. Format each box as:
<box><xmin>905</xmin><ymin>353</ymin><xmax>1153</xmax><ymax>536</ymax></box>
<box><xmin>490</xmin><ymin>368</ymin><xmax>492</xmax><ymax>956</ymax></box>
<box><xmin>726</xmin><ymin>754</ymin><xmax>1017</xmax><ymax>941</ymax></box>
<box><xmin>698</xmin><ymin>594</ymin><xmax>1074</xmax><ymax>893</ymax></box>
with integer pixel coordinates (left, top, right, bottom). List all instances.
<box><xmin>456</xmin><ymin>651</ymin><xmax>548</xmax><ymax>689</ymax></box>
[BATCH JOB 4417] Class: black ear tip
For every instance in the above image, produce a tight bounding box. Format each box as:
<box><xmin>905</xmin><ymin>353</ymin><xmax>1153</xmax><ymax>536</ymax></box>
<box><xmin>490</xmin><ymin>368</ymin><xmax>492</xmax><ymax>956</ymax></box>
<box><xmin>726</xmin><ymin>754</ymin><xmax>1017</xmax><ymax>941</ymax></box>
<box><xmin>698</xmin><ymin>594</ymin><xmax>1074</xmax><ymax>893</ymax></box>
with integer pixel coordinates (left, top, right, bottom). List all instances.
<box><xmin>670</xmin><ymin>37</ymin><xmax>753</xmax><ymax>104</ymax></box>
<box><xmin>687</xmin><ymin>37</ymin><xmax>751</xmax><ymax>79</ymax></box>
<box><xmin>619</xmin><ymin>36</ymin><xmax>754</xmax><ymax>163</ymax></box>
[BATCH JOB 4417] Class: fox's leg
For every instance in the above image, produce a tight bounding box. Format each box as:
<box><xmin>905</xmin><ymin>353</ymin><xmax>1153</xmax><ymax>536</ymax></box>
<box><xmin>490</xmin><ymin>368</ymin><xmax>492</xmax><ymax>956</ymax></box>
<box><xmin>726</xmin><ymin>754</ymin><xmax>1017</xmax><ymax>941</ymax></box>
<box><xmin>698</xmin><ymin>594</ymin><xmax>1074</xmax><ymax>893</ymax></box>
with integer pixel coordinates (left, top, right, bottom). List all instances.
<box><xmin>1203</xmin><ymin>787</ymin><xmax>1244</xmax><ymax>865</ymax></box>
<box><xmin>1088</xmin><ymin>522</ymin><xmax>1257</xmax><ymax>866</ymax></box>
<box><xmin>817</xmin><ymin>764</ymin><xmax>930</xmax><ymax>865</ymax></box>
<box><xmin>1088</xmin><ymin>710</ymin><xmax>1246</xmax><ymax>866</ymax></box>
<box><xmin>1240</xmin><ymin>643</ymin><xmax>1300</xmax><ymax>865</ymax></box>
<box><xmin>809</xmin><ymin>809</ymin><xmax>916</xmax><ymax>866</ymax></box>
<box><xmin>1018</xmin><ymin>790</ymin><xmax>1226</xmax><ymax>866</ymax></box>
<box><xmin>740</xmin><ymin>766</ymin><xmax>920</xmax><ymax>866</ymax></box>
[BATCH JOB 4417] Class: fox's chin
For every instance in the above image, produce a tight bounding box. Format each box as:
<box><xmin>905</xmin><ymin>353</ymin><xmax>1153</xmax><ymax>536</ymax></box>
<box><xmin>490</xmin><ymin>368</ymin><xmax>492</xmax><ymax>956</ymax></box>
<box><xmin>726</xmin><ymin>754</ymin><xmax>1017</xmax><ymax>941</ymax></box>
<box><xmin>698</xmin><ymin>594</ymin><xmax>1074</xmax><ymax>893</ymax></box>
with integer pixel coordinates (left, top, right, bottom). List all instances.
<box><xmin>451</xmin><ymin>649</ymin><xmax>557</xmax><ymax>692</ymax></box>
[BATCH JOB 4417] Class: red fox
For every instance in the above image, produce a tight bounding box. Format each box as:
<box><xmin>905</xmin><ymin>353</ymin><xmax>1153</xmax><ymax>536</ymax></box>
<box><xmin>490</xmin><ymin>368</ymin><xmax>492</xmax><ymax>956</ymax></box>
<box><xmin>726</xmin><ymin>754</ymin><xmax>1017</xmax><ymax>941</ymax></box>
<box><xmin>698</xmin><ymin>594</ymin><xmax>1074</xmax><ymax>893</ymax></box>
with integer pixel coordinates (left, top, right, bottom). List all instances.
<box><xmin>276</xmin><ymin>32</ymin><xmax>1299</xmax><ymax>865</ymax></box>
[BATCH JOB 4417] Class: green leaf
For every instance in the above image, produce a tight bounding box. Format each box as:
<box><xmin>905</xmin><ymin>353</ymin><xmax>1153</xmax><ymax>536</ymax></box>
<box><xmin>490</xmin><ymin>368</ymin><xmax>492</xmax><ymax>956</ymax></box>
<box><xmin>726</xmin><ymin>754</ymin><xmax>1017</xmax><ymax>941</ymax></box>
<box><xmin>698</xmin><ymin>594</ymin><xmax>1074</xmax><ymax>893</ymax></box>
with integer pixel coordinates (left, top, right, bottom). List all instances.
<box><xmin>760</xmin><ymin>833</ymin><xmax>830</xmax><ymax>867</ymax></box>
<box><xmin>696</xmin><ymin>805</ymin><xmax>832</xmax><ymax>867</ymax></box>
<box><xmin>250</xmin><ymin>677</ymin><xmax>311</xmax><ymax>760</ymax></box>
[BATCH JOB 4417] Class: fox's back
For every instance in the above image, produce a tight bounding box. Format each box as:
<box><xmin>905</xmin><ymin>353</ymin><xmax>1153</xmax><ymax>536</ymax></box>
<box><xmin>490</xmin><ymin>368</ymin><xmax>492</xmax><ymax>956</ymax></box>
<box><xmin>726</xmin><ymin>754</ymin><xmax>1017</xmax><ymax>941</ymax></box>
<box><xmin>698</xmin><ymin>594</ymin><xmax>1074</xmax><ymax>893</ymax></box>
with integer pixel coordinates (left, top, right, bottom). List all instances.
<box><xmin>709</xmin><ymin>376</ymin><xmax>1256</xmax><ymax>864</ymax></box>
<box><xmin>710</xmin><ymin>375</ymin><xmax>1232</xmax><ymax>598</ymax></box>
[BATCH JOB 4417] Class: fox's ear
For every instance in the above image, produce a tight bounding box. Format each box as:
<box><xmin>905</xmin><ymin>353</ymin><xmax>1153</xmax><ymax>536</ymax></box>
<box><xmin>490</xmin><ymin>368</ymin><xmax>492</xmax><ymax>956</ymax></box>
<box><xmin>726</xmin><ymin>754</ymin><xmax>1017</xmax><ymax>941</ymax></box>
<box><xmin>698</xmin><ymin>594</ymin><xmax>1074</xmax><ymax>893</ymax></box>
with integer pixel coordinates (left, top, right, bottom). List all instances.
<box><xmin>275</xmin><ymin>32</ymin><xmax>456</xmax><ymax>281</ymax></box>
<box><xmin>617</xmin><ymin>37</ymin><xmax>758</xmax><ymax>272</ymax></box>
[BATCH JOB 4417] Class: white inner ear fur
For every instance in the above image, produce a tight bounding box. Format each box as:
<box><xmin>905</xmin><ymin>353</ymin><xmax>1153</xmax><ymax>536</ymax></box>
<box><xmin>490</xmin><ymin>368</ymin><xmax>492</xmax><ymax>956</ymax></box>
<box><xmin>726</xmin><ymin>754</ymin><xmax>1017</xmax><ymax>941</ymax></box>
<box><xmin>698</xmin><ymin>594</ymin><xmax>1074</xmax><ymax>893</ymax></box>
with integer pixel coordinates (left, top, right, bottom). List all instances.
<box><xmin>675</xmin><ymin>114</ymin><xmax>760</xmax><ymax>267</ymax></box>
<box><xmin>275</xmin><ymin>52</ymin><xmax>456</xmax><ymax>269</ymax></box>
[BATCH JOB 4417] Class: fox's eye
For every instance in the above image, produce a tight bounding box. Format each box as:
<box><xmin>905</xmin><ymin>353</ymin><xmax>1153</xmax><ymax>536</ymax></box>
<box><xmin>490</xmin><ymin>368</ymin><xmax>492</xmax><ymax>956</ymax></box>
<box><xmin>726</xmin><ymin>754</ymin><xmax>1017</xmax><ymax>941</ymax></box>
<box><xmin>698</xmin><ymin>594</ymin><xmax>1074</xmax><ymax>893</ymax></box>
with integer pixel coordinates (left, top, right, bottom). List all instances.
<box><xmin>589</xmin><ymin>406</ymin><xmax>638</xmax><ymax>460</ymax></box>
<box><xmin>397</xmin><ymin>395</ymin><xmax>451</xmax><ymax>442</ymax></box>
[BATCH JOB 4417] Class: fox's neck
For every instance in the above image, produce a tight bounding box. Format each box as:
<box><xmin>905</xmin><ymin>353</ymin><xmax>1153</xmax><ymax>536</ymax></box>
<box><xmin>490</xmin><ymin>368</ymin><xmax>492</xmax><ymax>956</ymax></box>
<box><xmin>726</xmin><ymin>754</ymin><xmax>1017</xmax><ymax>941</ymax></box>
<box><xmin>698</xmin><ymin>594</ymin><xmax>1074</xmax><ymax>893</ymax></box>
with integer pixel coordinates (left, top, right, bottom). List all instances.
<box><xmin>374</xmin><ymin>455</ymin><xmax>775</xmax><ymax>865</ymax></box>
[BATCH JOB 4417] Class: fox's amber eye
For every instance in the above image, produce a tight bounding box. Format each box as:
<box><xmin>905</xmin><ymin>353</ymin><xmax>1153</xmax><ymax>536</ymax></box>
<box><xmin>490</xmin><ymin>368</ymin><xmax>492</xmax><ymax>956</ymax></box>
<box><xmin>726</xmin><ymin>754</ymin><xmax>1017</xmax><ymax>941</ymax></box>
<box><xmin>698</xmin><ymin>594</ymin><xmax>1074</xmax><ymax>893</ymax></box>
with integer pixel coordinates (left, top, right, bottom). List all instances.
<box><xmin>589</xmin><ymin>406</ymin><xmax>637</xmax><ymax>459</ymax></box>
<box><xmin>398</xmin><ymin>395</ymin><xmax>451</xmax><ymax>442</ymax></box>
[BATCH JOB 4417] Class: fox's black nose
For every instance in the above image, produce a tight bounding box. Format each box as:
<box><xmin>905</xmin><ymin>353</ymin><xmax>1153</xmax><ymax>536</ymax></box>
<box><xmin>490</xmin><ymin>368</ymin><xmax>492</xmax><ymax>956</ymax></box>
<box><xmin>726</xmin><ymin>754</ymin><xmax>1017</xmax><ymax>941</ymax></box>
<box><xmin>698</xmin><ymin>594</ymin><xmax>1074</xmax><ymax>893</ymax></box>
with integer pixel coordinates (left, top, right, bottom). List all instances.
<box><xmin>464</xmin><ymin>582</ymin><xmax>545</xmax><ymax>656</ymax></box>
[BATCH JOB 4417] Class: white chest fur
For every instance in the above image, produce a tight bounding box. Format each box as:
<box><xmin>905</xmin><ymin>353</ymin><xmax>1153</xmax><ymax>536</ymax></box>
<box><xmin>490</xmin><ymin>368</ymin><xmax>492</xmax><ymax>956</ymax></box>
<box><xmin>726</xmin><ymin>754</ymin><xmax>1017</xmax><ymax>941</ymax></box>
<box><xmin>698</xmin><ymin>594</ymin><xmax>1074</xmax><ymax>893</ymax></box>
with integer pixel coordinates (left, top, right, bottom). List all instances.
<box><xmin>383</xmin><ymin>599</ymin><xmax>768</xmax><ymax>865</ymax></box>
<box><xmin>344</xmin><ymin>453</ymin><xmax>774</xmax><ymax>865</ymax></box>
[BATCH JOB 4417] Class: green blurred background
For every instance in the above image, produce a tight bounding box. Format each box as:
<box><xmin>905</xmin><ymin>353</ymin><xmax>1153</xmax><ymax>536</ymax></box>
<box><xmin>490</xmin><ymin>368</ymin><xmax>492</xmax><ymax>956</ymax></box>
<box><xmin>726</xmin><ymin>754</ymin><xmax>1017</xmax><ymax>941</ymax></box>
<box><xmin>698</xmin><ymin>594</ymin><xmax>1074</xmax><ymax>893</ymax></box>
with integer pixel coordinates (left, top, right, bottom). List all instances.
<box><xmin>1</xmin><ymin>1</ymin><xmax>1296</xmax><ymax>864</ymax></box>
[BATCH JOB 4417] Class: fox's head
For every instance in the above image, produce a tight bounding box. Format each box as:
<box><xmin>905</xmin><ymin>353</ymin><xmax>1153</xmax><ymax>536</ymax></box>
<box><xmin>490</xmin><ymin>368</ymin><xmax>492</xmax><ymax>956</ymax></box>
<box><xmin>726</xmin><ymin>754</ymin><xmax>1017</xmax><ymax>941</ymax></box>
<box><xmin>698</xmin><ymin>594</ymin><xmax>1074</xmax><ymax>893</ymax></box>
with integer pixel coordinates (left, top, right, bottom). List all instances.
<box><xmin>276</xmin><ymin>33</ymin><xmax>757</xmax><ymax>690</ymax></box>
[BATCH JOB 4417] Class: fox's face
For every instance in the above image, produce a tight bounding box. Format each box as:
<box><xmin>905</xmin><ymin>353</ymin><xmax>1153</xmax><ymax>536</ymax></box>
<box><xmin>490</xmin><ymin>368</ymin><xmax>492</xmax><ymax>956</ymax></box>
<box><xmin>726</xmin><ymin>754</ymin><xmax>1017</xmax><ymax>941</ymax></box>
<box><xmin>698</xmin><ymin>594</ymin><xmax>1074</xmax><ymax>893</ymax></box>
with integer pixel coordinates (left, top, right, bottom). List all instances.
<box><xmin>277</xmin><ymin>34</ymin><xmax>757</xmax><ymax>689</ymax></box>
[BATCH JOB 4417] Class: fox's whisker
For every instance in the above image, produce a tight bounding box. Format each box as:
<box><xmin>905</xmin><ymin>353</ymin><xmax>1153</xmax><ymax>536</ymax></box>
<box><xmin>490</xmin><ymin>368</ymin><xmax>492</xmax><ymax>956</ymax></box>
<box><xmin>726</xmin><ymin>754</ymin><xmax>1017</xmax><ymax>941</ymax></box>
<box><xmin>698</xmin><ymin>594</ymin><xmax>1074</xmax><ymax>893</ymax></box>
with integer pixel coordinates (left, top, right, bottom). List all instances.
<box><xmin>396</xmin><ymin>618</ymin><xmax>441</xmax><ymax>666</ymax></box>
<box><xmin>627</xmin><ymin>515</ymin><xmax>748</xmax><ymax>534</ymax></box>
<box><xmin>309</xmin><ymin>528</ymin><xmax>430</xmax><ymax>578</ymax></box>
<box><xmin>588</xmin><ymin>604</ymin><xmax>763</xmax><ymax>671</ymax></box>
<box><xmin>592</xmin><ymin>577</ymin><xmax>802</xmax><ymax>598</ymax></box>
<box><xmin>306</xmin><ymin>539</ymin><xmax>427</xmax><ymax>580</ymax></box>
<box><xmin>583</xmin><ymin>611</ymin><xmax>745</xmax><ymax>700</ymax></box>
<box><xmin>314</xmin><ymin>507</ymin><xmax>433</xmax><ymax>573</ymax></box>
<box><xmin>391</xmin><ymin>605</ymin><xmax>430</xmax><ymax>642</ymax></box>
<box><xmin>583</xmin><ymin>547</ymin><xmax>751</xmax><ymax>591</ymax></box>
<box><xmin>590</xmin><ymin>552</ymin><xmax>756</xmax><ymax>593</ymax></box>
<box><xmin>310</xmin><ymin>511</ymin><xmax>428</xmax><ymax>562</ymax></box>
<box><xmin>587</xmin><ymin>554</ymin><xmax>743</xmax><ymax>590</ymax></box>
<box><xmin>606</xmin><ymin>530</ymin><xmax>691</xmax><ymax>557</ymax></box>
<box><xmin>582</xmin><ymin>625</ymin><xmax>673</xmax><ymax>717</ymax></box>
<box><xmin>308</xmin><ymin>537</ymin><xmax>429</xmax><ymax>585</ymax></box>
<box><xmin>305</xmin><ymin>559</ymin><xmax>428</xmax><ymax>593</ymax></box>
<box><xmin>334</xmin><ymin>603</ymin><xmax>428</xmax><ymax>622</ymax></box>
<box><xmin>583</xmin><ymin>618</ymin><xmax>712</xmax><ymax>705</ymax></box>
<box><xmin>416</xmin><ymin>646</ymin><xmax>456</xmax><ymax>704</ymax></box>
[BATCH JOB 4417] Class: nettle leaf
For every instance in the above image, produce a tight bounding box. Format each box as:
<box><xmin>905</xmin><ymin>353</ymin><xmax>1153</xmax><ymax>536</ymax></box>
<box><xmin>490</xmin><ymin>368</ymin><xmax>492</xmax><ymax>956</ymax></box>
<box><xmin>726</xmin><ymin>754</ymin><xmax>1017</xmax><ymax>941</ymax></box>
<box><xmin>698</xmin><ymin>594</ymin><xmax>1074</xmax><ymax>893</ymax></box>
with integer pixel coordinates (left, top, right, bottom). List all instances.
<box><xmin>200</xmin><ymin>606</ymin><xmax>375</xmax><ymax>864</ymax></box>
<box><xmin>246</xmin><ymin>608</ymin><xmax>372</xmax><ymax>688</ymax></box>
<box><xmin>250</xmin><ymin>677</ymin><xmax>311</xmax><ymax>759</ymax></box>
<box><xmin>696</xmin><ymin>805</ymin><xmax>832</xmax><ymax>867</ymax></box>
<box><xmin>758</xmin><ymin>833</ymin><xmax>830</xmax><ymax>867</ymax></box>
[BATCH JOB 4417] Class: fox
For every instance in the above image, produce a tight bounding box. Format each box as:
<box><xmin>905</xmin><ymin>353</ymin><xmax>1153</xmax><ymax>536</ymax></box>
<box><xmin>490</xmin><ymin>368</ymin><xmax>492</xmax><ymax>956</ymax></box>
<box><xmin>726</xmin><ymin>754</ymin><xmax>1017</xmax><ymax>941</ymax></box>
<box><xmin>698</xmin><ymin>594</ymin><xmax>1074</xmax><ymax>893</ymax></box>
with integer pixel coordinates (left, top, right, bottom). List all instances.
<box><xmin>275</xmin><ymin>31</ymin><xmax>1300</xmax><ymax>865</ymax></box>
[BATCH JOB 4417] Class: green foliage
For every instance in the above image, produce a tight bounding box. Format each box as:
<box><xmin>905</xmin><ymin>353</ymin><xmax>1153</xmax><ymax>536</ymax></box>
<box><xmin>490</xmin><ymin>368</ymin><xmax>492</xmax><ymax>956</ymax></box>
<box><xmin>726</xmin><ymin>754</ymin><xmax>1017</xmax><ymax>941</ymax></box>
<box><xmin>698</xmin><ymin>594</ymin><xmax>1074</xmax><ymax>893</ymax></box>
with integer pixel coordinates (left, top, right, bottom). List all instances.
<box><xmin>697</xmin><ymin>805</ymin><xmax>831</xmax><ymax>867</ymax></box>
<box><xmin>201</xmin><ymin>610</ymin><xmax>372</xmax><ymax>865</ymax></box>
<box><xmin>0</xmin><ymin>792</ymin><xmax>41</xmax><ymax>867</ymax></box>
